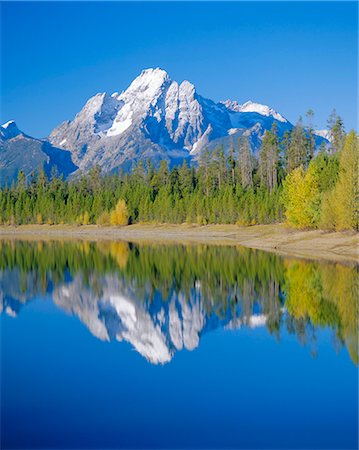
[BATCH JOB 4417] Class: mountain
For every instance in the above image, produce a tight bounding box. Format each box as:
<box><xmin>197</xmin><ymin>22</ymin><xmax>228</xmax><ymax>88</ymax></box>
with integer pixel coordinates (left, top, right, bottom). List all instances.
<box><xmin>48</xmin><ymin>68</ymin><xmax>299</xmax><ymax>173</ymax></box>
<box><xmin>2</xmin><ymin>68</ymin><xmax>329</xmax><ymax>180</ymax></box>
<box><xmin>0</xmin><ymin>121</ymin><xmax>78</xmax><ymax>186</ymax></box>
<box><xmin>313</xmin><ymin>128</ymin><xmax>332</xmax><ymax>141</ymax></box>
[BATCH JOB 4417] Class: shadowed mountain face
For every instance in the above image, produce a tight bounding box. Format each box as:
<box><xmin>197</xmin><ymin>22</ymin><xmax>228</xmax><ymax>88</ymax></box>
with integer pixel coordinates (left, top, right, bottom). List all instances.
<box><xmin>1</xmin><ymin>68</ymin><xmax>328</xmax><ymax>180</ymax></box>
<box><xmin>0</xmin><ymin>240</ymin><xmax>357</xmax><ymax>365</ymax></box>
<box><xmin>0</xmin><ymin>121</ymin><xmax>78</xmax><ymax>186</ymax></box>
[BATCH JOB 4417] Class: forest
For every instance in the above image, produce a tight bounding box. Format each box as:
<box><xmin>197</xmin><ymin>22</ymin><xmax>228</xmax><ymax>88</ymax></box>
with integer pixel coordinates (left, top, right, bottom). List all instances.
<box><xmin>0</xmin><ymin>111</ymin><xmax>357</xmax><ymax>231</ymax></box>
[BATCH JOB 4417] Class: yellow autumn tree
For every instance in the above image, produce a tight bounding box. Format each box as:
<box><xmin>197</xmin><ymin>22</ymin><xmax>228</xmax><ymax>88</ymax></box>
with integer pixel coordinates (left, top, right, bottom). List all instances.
<box><xmin>110</xmin><ymin>199</ymin><xmax>129</xmax><ymax>226</ymax></box>
<box><xmin>320</xmin><ymin>131</ymin><xmax>359</xmax><ymax>231</ymax></box>
<box><xmin>82</xmin><ymin>211</ymin><xmax>90</xmax><ymax>225</ymax></box>
<box><xmin>333</xmin><ymin>131</ymin><xmax>358</xmax><ymax>230</ymax></box>
<box><xmin>282</xmin><ymin>163</ymin><xmax>321</xmax><ymax>228</ymax></box>
<box><xmin>319</xmin><ymin>190</ymin><xmax>337</xmax><ymax>230</ymax></box>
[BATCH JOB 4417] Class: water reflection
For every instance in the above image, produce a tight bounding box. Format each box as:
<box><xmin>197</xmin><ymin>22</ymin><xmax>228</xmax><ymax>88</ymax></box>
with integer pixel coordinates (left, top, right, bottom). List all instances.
<box><xmin>0</xmin><ymin>240</ymin><xmax>357</xmax><ymax>364</ymax></box>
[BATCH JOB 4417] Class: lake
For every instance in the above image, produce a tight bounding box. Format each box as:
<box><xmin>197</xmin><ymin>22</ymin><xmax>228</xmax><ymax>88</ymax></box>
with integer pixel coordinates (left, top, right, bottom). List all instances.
<box><xmin>0</xmin><ymin>239</ymin><xmax>357</xmax><ymax>449</ymax></box>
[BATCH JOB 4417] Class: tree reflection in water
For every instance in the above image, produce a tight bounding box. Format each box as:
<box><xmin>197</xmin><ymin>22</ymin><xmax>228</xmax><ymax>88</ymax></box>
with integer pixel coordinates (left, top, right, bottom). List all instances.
<box><xmin>0</xmin><ymin>239</ymin><xmax>357</xmax><ymax>364</ymax></box>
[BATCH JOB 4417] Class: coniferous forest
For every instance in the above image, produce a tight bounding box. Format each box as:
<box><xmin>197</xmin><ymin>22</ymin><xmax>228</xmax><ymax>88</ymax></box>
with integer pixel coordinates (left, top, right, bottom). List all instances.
<box><xmin>0</xmin><ymin>112</ymin><xmax>357</xmax><ymax>231</ymax></box>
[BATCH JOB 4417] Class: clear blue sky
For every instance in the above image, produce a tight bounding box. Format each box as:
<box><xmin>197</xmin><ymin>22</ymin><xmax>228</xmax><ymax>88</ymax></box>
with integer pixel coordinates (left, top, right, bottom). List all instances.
<box><xmin>1</xmin><ymin>1</ymin><xmax>357</xmax><ymax>137</ymax></box>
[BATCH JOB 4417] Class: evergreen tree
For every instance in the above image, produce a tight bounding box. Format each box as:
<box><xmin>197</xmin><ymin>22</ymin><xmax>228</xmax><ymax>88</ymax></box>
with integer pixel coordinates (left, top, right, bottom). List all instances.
<box><xmin>260</xmin><ymin>123</ymin><xmax>279</xmax><ymax>192</ymax></box>
<box><xmin>285</xmin><ymin>118</ymin><xmax>308</xmax><ymax>173</ymax></box>
<box><xmin>327</xmin><ymin>109</ymin><xmax>345</xmax><ymax>153</ymax></box>
<box><xmin>239</xmin><ymin>137</ymin><xmax>253</xmax><ymax>188</ymax></box>
<box><xmin>305</xmin><ymin>109</ymin><xmax>315</xmax><ymax>165</ymax></box>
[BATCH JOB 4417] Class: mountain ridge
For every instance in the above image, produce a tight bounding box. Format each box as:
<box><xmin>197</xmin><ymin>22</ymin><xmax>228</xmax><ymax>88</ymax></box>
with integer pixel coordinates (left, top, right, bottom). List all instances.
<box><xmin>1</xmin><ymin>68</ymin><xmax>329</xmax><ymax>184</ymax></box>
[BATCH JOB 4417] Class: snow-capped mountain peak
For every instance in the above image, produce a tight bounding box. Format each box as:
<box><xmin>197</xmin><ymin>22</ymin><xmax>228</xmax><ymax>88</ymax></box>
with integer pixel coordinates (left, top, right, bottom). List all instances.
<box><xmin>2</xmin><ymin>120</ymin><xmax>16</xmax><ymax>129</ymax></box>
<box><xmin>0</xmin><ymin>120</ymin><xmax>22</xmax><ymax>140</ymax></box>
<box><xmin>127</xmin><ymin>67</ymin><xmax>170</xmax><ymax>89</ymax></box>
<box><xmin>44</xmin><ymin>67</ymin><xmax>329</xmax><ymax>174</ymax></box>
<box><xmin>113</xmin><ymin>68</ymin><xmax>172</xmax><ymax>128</ymax></box>
<box><xmin>222</xmin><ymin>99</ymin><xmax>287</xmax><ymax>123</ymax></box>
<box><xmin>119</xmin><ymin>68</ymin><xmax>170</xmax><ymax>104</ymax></box>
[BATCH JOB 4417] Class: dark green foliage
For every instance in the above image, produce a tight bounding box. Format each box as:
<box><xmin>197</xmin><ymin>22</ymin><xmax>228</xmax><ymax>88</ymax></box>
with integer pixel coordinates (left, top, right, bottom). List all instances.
<box><xmin>0</xmin><ymin>112</ymin><xmax>344</xmax><ymax>227</ymax></box>
<box><xmin>0</xmin><ymin>151</ymin><xmax>285</xmax><ymax>225</ymax></box>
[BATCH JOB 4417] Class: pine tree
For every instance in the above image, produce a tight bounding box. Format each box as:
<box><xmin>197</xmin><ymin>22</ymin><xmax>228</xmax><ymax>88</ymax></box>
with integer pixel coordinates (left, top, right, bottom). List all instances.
<box><xmin>239</xmin><ymin>137</ymin><xmax>253</xmax><ymax>188</ymax></box>
<box><xmin>285</xmin><ymin>118</ymin><xmax>307</xmax><ymax>173</ymax></box>
<box><xmin>305</xmin><ymin>109</ymin><xmax>315</xmax><ymax>165</ymax></box>
<box><xmin>227</xmin><ymin>145</ymin><xmax>237</xmax><ymax>187</ymax></box>
<box><xmin>327</xmin><ymin>109</ymin><xmax>345</xmax><ymax>153</ymax></box>
<box><xmin>260</xmin><ymin>123</ymin><xmax>279</xmax><ymax>192</ymax></box>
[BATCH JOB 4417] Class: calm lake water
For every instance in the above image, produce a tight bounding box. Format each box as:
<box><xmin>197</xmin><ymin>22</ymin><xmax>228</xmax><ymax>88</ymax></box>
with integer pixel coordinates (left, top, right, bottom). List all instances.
<box><xmin>0</xmin><ymin>239</ymin><xmax>358</xmax><ymax>449</ymax></box>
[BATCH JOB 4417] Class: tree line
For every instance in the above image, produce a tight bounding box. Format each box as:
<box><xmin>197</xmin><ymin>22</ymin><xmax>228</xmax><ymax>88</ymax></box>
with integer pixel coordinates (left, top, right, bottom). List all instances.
<box><xmin>0</xmin><ymin>110</ymin><xmax>357</xmax><ymax>230</ymax></box>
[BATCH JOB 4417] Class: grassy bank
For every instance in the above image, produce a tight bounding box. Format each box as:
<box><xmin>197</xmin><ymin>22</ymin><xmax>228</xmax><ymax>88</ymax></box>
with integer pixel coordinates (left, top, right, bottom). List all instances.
<box><xmin>0</xmin><ymin>223</ymin><xmax>358</xmax><ymax>264</ymax></box>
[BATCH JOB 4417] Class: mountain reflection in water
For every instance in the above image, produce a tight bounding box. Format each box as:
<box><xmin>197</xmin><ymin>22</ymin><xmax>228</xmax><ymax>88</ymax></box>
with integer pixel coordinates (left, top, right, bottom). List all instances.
<box><xmin>0</xmin><ymin>239</ymin><xmax>357</xmax><ymax>365</ymax></box>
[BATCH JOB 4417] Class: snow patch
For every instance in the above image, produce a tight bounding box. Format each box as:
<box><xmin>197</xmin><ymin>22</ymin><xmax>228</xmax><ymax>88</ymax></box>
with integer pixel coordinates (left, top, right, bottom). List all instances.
<box><xmin>107</xmin><ymin>115</ymin><xmax>132</xmax><ymax>137</ymax></box>
<box><xmin>223</xmin><ymin>100</ymin><xmax>287</xmax><ymax>122</ymax></box>
<box><xmin>2</xmin><ymin>120</ymin><xmax>16</xmax><ymax>129</ymax></box>
<box><xmin>314</xmin><ymin>129</ymin><xmax>331</xmax><ymax>142</ymax></box>
<box><xmin>190</xmin><ymin>125</ymin><xmax>213</xmax><ymax>154</ymax></box>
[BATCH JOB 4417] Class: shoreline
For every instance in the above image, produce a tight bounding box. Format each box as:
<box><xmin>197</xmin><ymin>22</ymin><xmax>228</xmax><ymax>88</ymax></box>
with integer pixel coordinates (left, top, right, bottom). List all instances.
<box><xmin>0</xmin><ymin>223</ymin><xmax>358</xmax><ymax>264</ymax></box>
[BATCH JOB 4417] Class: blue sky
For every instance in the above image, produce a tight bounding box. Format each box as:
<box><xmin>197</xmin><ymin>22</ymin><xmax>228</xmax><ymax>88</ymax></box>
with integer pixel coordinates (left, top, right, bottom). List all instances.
<box><xmin>1</xmin><ymin>1</ymin><xmax>357</xmax><ymax>137</ymax></box>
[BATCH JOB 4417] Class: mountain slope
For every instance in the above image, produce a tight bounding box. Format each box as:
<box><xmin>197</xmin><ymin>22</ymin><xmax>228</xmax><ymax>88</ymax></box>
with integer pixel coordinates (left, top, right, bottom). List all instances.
<box><xmin>0</xmin><ymin>121</ymin><xmax>78</xmax><ymax>186</ymax></box>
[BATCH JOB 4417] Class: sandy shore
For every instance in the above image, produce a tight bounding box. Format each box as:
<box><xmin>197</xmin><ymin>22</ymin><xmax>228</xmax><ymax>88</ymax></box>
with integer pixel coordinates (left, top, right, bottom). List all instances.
<box><xmin>0</xmin><ymin>223</ymin><xmax>358</xmax><ymax>264</ymax></box>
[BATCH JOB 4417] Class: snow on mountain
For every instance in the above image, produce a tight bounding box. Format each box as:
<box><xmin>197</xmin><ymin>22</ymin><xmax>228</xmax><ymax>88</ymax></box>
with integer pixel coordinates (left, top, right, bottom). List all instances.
<box><xmin>2</xmin><ymin>120</ymin><xmax>15</xmax><ymax>128</ymax></box>
<box><xmin>314</xmin><ymin>129</ymin><xmax>332</xmax><ymax>142</ymax></box>
<box><xmin>48</xmin><ymin>68</ymin><xmax>296</xmax><ymax>173</ymax></box>
<box><xmin>0</xmin><ymin>120</ymin><xmax>22</xmax><ymax>140</ymax></box>
<box><xmin>222</xmin><ymin>100</ymin><xmax>287</xmax><ymax>122</ymax></box>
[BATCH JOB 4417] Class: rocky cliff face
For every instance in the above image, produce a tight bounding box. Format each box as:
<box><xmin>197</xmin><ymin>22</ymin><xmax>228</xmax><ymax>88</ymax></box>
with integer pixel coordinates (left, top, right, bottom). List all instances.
<box><xmin>2</xmin><ymin>68</ymin><xmax>329</xmax><ymax>179</ymax></box>
<box><xmin>48</xmin><ymin>68</ymin><xmax>296</xmax><ymax>173</ymax></box>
